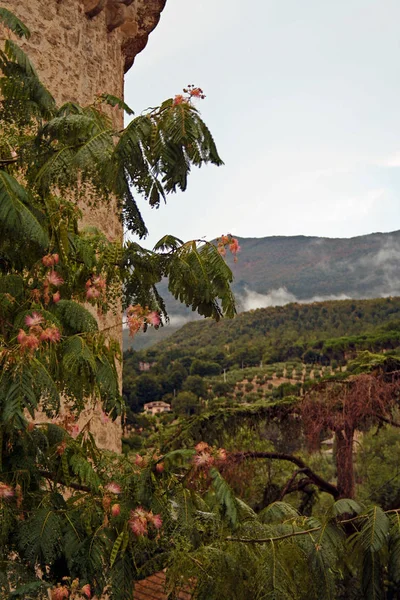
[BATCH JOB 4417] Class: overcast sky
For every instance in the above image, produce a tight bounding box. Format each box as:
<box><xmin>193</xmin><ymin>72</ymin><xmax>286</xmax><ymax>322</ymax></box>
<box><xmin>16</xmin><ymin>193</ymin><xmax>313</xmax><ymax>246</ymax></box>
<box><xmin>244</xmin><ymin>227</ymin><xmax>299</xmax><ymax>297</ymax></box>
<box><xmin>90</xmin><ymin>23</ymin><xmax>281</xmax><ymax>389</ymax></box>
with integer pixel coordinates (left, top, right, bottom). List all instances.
<box><xmin>124</xmin><ymin>0</ymin><xmax>400</xmax><ymax>248</ymax></box>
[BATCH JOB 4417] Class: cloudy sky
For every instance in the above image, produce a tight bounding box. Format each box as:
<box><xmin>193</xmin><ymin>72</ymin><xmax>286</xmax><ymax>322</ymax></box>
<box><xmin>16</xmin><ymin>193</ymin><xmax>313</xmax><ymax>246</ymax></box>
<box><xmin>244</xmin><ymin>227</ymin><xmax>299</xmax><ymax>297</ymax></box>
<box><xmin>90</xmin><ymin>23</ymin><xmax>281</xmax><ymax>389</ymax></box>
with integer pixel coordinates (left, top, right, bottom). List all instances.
<box><xmin>124</xmin><ymin>0</ymin><xmax>400</xmax><ymax>248</ymax></box>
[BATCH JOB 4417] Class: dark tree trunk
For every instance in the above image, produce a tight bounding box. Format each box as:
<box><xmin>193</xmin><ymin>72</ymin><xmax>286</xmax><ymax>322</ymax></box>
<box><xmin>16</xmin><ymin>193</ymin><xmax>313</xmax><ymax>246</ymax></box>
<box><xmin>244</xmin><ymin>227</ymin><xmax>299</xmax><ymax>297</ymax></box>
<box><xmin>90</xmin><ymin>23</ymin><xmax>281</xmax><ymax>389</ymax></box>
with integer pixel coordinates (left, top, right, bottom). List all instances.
<box><xmin>335</xmin><ymin>427</ymin><xmax>355</xmax><ymax>499</ymax></box>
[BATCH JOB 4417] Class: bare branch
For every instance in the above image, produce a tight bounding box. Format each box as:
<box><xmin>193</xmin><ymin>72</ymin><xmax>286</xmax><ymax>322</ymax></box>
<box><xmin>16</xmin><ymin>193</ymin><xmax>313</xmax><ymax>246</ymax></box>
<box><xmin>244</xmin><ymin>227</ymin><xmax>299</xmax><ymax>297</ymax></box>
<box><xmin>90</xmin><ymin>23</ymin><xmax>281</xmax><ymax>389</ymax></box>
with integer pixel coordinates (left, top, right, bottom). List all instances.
<box><xmin>374</xmin><ymin>414</ymin><xmax>400</xmax><ymax>429</ymax></box>
<box><xmin>38</xmin><ymin>469</ymin><xmax>91</xmax><ymax>493</ymax></box>
<box><xmin>226</xmin><ymin>526</ymin><xmax>321</xmax><ymax>544</ymax></box>
<box><xmin>233</xmin><ymin>451</ymin><xmax>339</xmax><ymax>499</ymax></box>
<box><xmin>279</xmin><ymin>468</ymin><xmax>308</xmax><ymax>500</ymax></box>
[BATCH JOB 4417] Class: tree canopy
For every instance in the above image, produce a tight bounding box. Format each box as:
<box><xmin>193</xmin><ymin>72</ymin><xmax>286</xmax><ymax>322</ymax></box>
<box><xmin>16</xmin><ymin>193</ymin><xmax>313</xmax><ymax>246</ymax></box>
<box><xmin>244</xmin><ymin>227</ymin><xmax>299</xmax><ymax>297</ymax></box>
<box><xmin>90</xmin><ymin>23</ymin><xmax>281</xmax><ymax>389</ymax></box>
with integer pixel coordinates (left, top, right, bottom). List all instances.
<box><xmin>0</xmin><ymin>10</ymin><xmax>238</xmax><ymax>599</ymax></box>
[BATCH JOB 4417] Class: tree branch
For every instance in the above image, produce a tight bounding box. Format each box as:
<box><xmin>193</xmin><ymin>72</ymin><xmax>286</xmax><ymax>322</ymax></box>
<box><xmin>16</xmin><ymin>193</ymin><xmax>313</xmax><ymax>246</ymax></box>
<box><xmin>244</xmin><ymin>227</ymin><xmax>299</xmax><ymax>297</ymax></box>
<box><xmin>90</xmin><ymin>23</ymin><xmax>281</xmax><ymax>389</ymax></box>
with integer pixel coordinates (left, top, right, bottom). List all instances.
<box><xmin>233</xmin><ymin>451</ymin><xmax>339</xmax><ymax>499</ymax></box>
<box><xmin>226</xmin><ymin>526</ymin><xmax>321</xmax><ymax>544</ymax></box>
<box><xmin>374</xmin><ymin>414</ymin><xmax>400</xmax><ymax>429</ymax></box>
<box><xmin>279</xmin><ymin>468</ymin><xmax>308</xmax><ymax>500</ymax></box>
<box><xmin>0</xmin><ymin>156</ymin><xmax>18</xmax><ymax>166</ymax></box>
<box><xmin>38</xmin><ymin>469</ymin><xmax>91</xmax><ymax>493</ymax></box>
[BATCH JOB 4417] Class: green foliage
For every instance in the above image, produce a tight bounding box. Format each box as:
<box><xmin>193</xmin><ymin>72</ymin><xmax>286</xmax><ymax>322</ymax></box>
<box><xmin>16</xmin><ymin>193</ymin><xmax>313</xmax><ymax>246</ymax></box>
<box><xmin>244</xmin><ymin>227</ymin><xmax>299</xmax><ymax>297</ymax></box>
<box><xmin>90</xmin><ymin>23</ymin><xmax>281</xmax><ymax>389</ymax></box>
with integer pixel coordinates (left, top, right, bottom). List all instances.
<box><xmin>0</xmin><ymin>8</ymin><xmax>30</xmax><ymax>38</ymax></box>
<box><xmin>171</xmin><ymin>391</ymin><xmax>199</xmax><ymax>416</ymax></box>
<box><xmin>0</xmin><ymin>170</ymin><xmax>48</xmax><ymax>247</ymax></box>
<box><xmin>210</xmin><ymin>467</ymin><xmax>238</xmax><ymax>527</ymax></box>
<box><xmin>356</xmin><ymin>426</ymin><xmax>400</xmax><ymax>509</ymax></box>
<box><xmin>0</xmin><ymin>12</ymin><xmax>237</xmax><ymax>600</ymax></box>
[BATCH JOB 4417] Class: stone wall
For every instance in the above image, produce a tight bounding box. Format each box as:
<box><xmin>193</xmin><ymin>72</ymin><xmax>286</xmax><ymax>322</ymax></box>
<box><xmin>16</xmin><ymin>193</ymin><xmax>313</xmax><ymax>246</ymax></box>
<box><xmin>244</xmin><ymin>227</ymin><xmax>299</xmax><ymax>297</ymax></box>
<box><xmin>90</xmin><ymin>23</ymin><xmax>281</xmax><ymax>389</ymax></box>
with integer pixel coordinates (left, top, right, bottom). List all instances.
<box><xmin>1</xmin><ymin>0</ymin><xmax>166</xmax><ymax>451</ymax></box>
<box><xmin>1</xmin><ymin>0</ymin><xmax>166</xmax><ymax>109</ymax></box>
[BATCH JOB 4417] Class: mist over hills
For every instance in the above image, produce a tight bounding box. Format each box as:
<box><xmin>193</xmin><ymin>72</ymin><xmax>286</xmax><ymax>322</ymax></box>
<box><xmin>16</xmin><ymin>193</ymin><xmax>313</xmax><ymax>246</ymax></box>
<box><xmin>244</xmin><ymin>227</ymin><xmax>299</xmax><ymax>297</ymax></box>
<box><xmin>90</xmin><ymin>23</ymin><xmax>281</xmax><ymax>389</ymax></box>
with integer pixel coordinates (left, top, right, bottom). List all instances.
<box><xmin>230</xmin><ymin>230</ymin><xmax>400</xmax><ymax>310</ymax></box>
<box><xmin>124</xmin><ymin>229</ymin><xmax>400</xmax><ymax>351</ymax></box>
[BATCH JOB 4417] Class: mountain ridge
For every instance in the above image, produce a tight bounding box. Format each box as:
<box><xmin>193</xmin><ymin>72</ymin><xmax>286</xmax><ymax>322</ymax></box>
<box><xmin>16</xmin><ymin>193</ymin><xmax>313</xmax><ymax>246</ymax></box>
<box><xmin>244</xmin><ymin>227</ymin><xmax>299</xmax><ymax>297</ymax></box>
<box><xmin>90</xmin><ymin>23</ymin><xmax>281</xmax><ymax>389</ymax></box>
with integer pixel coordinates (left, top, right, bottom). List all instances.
<box><xmin>124</xmin><ymin>229</ymin><xmax>400</xmax><ymax>350</ymax></box>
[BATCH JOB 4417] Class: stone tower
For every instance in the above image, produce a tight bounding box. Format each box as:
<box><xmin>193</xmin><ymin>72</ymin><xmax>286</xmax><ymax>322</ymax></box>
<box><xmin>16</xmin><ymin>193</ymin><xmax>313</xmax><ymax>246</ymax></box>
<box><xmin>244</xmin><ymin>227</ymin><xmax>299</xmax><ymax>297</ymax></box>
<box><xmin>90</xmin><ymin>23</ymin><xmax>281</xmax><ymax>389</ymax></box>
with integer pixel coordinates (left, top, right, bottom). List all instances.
<box><xmin>1</xmin><ymin>0</ymin><xmax>166</xmax><ymax>451</ymax></box>
<box><xmin>1</xmin><ymin>1</ymin><xmax>166</xmax><ymax>113</ymax></box>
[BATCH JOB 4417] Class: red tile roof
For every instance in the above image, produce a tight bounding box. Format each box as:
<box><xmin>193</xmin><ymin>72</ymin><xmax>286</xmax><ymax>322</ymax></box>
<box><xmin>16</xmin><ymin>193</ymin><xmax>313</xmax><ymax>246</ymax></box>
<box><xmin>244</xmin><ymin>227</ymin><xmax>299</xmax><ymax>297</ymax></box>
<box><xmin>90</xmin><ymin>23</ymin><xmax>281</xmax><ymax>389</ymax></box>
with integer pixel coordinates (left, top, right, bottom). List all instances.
<box><xmin>133</xmin><ymin>570</ymin><xmax>193</xmax><ymax>600</ymax></box>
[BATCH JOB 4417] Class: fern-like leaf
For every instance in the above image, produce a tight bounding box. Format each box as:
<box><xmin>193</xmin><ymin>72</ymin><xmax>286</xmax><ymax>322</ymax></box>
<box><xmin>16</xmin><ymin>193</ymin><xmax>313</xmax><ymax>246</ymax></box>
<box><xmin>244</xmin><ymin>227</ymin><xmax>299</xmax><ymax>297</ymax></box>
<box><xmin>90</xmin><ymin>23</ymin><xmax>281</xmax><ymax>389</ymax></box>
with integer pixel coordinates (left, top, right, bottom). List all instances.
<box><xmin>55</xmin><ymin>300</ymin><xmax>98</xmax><ymax>334</ymax></box>
<box><xmin>258</xmin><ymin>501</ymin><xmax>299</xmax><ymax>524</ymax></box>
<box><xmin>328</xmin><ymin>498</ymin><xmax>362</xmax><ymax>519</ymax></box>
<box><xmin>210</xmin><ymin>468</ymin><xmax>238</xmax><ymax>527</ymax></box>
<box><xmin>0</xmin><ymin>171</ymin><xmax>48</xmax><ymax>247</ymax></box>
<box><xmin>359</xmin><ymin>506</ymin><xmax>389</xmax><ymax>553</ymax></box>
<box><xmin>0</xmin><ymin>8</ymin><xmax>30</xmax><ymax>38</ymax></box>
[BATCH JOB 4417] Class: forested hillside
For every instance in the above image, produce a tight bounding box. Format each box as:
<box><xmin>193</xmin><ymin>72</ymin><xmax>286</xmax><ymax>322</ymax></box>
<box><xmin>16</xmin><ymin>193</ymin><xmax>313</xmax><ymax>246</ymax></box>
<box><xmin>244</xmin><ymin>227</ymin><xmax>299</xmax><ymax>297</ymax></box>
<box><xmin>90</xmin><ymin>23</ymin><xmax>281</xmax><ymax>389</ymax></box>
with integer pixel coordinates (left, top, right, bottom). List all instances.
<box><xmin>137</xmin><ymin>296</ymin><xmax>400</xmax><ymax>362</ymax></box>
<box><xmin>125</xmin><ymin>230</ymin><xmax>400</xmax><ymax>350</ymax></box>
<box><xmin>227</xmin><ymin>230</ymin><xmax>400</xmax><ymax>299</ymax></box>
<box><xmin>123</xmin><ymin>296</ymin><xmax>400</xmax><ymax>414</ymax></box>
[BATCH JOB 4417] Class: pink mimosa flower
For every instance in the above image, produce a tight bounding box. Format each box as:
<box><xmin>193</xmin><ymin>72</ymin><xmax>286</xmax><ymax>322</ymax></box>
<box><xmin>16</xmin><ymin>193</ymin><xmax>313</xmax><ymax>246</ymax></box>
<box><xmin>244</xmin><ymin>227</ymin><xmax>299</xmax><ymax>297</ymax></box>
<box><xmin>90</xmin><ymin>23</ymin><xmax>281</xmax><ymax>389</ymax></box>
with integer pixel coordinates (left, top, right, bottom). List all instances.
<box><xmin>130</xmin><ymin>517</ymin><xmax>148</xmax><ymax>537</ymax></box>
<box><xmin>31</xmin><ymin>288</ymin><xmax>41</xmax><ymax>302</ymax></box>
<box><xmin>40</xmin><ymin>326</ymin><xmax>61</xmax><ymax>343</ymax></box>
<box><xmin>17</xmin><ymin>330</ymin><xmax>40</xmax><ymax>351</ymax></box>
<box><xmin>51</xmin><ymin>587</ymin><xmax>69</xmax><ymax>600</ymax></box>
<box><xmin>146</xmin><ymin>311</ymin><xmax>160</xmax><ymax>327</ymax></box>
<box><xmin>132</xmin><ymin>506</ymin><xmax>147</xmax><ymax>519</ymax></box>
<box><xmin>195</xmin><ymin>441</ymin><xmax>210</xmax><ymax>453</ymax></box>
<box><xmin>17</xmin><ymin>329</ymin><xmax>27</xmax><ymax>345</ymax></box>
<box><xmin>102</xmin><ymin>495</ymin><xmax>111</xmax><ymax>512</ymax></box>
<box><xmin>0</xmin><ymin>482</ymin><xmax>14</xmax><ymax>498</ymax></box>
<box><xmin>229</xmin><ymin>238</ymin><xmax>241</xmax><ymax>254</ymax></box>
<box><xmin>93</xmin><ymin>276</ymin><xmax>106</xmax><ymax>290</ymax></box>
<box><xmin>127</xmin><ymin>315</ymin><xmax>143</xmax><ymax>337</ymax></box>
<box><xmin>173</xmin><ymin>94</ymin><xmax>186</xmax><ymax>105</ymax></box>
<box><xmin>86</xmin><ymin>286</ymin><xmax>100</xmax><ymax>300</ymax></box>
<box><xmin>70</xmin><ymin>424</ymin><xmax>80</xmax><ymax>439</ymax></box>
<box><xmin>81</xmin><ymin>584</ymin><xmax>91</xmax><ymax>599</ymax></box>
<box><xmin>135</xmin><ymin>454</ymin><xmax>144</xmax><ymax>466</ymax></box>
<box><xmin>148</xmin><ymin>512</ymin><xmax>163</xmax><ymax>530</ymax></box>
<box><xmin>25</xmin><ymin>312</ymin><xmax>44</xmax><ymax>327</ymax></box>
<box><xmin>193</xmin><ymin>452</ymin><xmax>214</xmax><ymax>467</ymax></box>
<box><xmin>129</xmin><ymin>507</ymin><xmax>148</xmax><ymax>537</ymax></box>
<box><xmin>127</xmin><ymin>304</ymin><xmax>143</xmax><ymax>317</ymax></box>
<box><xmin>42</xmin><ymin>254</ymin><xmax>54</xmax><ymax>267</ymax></box>
<box><xmin>105</xmin><ymin>482</ymin><xmax>121</xmax><ymax>495</ymax></box>
<box><xmin>46</xmin><ymin>271</ymin><xmax>64</xmax><ymax>287</ymax></box>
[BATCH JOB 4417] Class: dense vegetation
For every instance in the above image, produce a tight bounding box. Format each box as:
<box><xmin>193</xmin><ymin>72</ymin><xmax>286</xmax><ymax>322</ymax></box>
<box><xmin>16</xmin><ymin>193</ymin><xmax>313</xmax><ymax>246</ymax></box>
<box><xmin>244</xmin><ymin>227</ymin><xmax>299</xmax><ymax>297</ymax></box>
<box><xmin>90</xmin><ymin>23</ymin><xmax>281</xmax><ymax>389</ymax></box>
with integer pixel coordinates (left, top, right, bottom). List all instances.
<box><xmin>123</xmin><ymin>297</ymin><xmax>400</xmax><ymax>598</ymax></box>
<box><xmin>124</xmin><ymin>296</ymin><xmax>400</xmax><ymax>413</ymax></box>
<box><xmin>0</xmin><ymin>10</ymin><xmax>236</xmax><ymax>599</ymax></box>
<box><xmin>3</xmin><ymin>8</ymin><xmax>400</xmax><ymax>600</ymax></box>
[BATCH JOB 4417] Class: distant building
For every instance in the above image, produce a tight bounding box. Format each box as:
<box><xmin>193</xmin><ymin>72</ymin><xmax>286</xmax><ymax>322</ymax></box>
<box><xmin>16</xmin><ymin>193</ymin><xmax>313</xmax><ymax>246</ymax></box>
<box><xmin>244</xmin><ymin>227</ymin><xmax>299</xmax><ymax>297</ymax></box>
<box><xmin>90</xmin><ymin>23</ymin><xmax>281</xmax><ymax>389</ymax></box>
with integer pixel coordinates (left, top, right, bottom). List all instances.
<box><xmin>143</xmin><ymin>401</ymin><xmax>172</xmax><ymax>416</ymax></box>
<box><xmin>139</xmin><ymin>362</ymin><xmax>151</xmax><ymax>371</ymax></box>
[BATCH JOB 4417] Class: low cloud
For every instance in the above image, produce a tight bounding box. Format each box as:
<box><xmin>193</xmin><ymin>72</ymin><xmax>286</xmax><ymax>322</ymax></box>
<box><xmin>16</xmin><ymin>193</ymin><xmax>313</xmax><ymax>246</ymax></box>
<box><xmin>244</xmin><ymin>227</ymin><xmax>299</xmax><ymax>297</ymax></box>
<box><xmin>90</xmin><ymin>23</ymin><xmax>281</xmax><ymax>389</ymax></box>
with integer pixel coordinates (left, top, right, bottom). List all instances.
<box><xmin>166</xmin><ymin>314</ymin><xmax>199</xmax><ymax>327</ymax></box>
<box><xmin>238</xmin><ymin>287</ymin><xmax>352</xmax><ymax>312</ymax></box>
